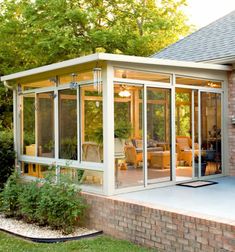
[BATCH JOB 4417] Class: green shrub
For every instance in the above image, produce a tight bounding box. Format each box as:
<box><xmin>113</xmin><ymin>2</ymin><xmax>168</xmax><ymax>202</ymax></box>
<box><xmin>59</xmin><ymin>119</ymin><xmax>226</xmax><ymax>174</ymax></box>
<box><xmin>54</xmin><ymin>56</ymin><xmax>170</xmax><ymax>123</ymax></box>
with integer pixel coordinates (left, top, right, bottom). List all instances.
<box><xmin>36</xmin><ymin>180</ymin><xmax>86</xmax><ymax>234</ymax></box>
<box><xmin>0</xmin><ymin>130</ymin><xmax>15</xmax><ymax>190</ymax></box>
<box><xmin>18</xmin><ymin>181</ymin><xmax>41</xmax><ymax>223</ymax></box>
<box><xmin>0</xmin><ymin>172</ymin><xmax>22</xmax><ymax>217</ymax></box>
<box><xmin>0</xmin><ymin>171</ymin><xmax>87</xmax><ymax>234</ymax></box>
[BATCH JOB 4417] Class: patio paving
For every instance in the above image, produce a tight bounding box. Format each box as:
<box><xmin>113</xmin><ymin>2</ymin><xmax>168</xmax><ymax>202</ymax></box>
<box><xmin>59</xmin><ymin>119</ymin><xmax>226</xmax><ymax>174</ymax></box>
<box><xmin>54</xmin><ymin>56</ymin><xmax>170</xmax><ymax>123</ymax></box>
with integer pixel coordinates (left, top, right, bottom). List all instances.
<box><xmin>114</xmin><ymin>176</ymin><xmax>235</xmax><ymax>222</ymax></box>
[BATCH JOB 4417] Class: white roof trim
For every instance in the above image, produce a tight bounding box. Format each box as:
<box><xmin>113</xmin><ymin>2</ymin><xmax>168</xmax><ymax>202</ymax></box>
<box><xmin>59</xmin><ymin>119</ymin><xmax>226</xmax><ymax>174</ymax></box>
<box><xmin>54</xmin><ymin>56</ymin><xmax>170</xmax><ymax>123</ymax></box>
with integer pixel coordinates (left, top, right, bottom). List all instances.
<box><xmin>99</xmin><ymin>53</ymin><xmax>232</xmax><ymax>70</ymax></box>
<box><xmin>202</xmin><ymin>55</ymin><xmax>235</xmax><ymax>64</ymax></box>
<box><xmin>0</xmin><ymin>53</ymin><xmax>232</xmax><ymax>82</ymax></box>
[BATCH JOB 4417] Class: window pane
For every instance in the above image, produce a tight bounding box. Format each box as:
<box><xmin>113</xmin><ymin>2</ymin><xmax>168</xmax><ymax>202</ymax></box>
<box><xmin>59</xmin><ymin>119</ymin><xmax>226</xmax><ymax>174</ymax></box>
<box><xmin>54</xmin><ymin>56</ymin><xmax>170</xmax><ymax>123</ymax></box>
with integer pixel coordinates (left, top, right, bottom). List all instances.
<box><xmin>59</xmin><ymin>71</ymin><xmax>93</xmax><ymax>85</ymax></box>
<box><xmin>147</xmin><ymin>87</ymin><xmax>171</xmax><ymax>183</ymax></box>
<box><xmin>114</xmin><ymin>68</ymin><xmax>170</xmax><ymax>83</ymax></box>
<box><xmin>22</xmin><ymin>94</ymin><xmax>35</xmax><ymax>156</ymax></box>
<box><xmin>22</xmin><ymin>162</ymin><xmax>55</xmax><ymax>178</ymax></box>
<box><xmin>114</xmin><ymin>84</ymin><xmax>144</xmax><ymax>188</ymax></box>
<box><xmin>201</xmin><ymin>93</ymin><xmax>222</xmax><ymax>176</ymax></box>
<box><xmin>176</xmin><ymin>77</ymin><xmax>222</xmax><ymax>88</ymax></box>
<box><xmin>60</xmin><ymin>167</ymin><xmax>103</xmax><ymax>189</ymax></box>
<box><xmin>22</xmin><ymin>79</ymin><xmax>55</xmax><ymax>91</ymax></box>
<box><xmin>59</xmin><ymin>90</ymin><xmax>77</xmax><ymax>160</ymax></box>
<box><xmin>81</xmin><ymin>85</ymin><xmax>103</xmax><ymax>163</ymax></box>
<box><xmin>37</xmin><ymin>92</ymin><xmax>54</xmax><ymax>158</ymax></box>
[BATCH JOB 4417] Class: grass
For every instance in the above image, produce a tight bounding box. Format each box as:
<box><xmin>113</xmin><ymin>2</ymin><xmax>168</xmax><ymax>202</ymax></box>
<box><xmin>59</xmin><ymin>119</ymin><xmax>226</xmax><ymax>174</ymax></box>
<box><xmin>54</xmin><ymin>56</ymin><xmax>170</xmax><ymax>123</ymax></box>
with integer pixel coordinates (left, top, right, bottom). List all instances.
<box><xmin>0</xmin><ymin>231</ymin><xmax>154</xmax><ymax>252</ymax></box>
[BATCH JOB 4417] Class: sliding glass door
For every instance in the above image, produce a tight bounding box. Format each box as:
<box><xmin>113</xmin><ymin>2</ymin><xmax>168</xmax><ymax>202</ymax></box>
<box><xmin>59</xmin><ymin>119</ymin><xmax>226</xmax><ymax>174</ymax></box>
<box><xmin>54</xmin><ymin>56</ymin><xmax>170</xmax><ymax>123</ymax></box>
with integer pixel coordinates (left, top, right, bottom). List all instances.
<box><xmin>113</xmin><ymin>79</ymin><xmax>223</xmax><ymax>190</ymax></box>
<box><xmin>146</xmin><ymin>87</ymin><xmax>171</xmax><ymax>184</ymax></box>
<box><xmin>175</xmin><ymin>88</ymin><xmax>198</xmax><ymax>181</ymax></box>
<box><xmin>200</xmin><ymin>92</ymin><xmax>222</xmax><ymax>176</ymax></box>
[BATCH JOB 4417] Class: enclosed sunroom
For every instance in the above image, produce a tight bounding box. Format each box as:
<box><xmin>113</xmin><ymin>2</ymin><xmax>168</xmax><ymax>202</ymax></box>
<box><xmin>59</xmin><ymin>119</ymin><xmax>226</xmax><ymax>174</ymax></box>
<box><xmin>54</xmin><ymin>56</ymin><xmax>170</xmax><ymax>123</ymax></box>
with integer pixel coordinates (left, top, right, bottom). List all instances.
<box><xmin>1</xmin><ymin>53</ymin><xmax>230</xmax><ymax>195</ymax></box>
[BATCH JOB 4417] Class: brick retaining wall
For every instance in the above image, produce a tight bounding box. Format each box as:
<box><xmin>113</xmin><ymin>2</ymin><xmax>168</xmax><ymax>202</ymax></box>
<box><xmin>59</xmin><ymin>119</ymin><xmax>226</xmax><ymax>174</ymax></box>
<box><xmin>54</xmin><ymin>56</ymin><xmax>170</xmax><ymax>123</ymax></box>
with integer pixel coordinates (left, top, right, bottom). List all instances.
<box><xmin>83</xmin><ymin>192</ymin><xmax>235</xmax><ymax>252</ymax></box>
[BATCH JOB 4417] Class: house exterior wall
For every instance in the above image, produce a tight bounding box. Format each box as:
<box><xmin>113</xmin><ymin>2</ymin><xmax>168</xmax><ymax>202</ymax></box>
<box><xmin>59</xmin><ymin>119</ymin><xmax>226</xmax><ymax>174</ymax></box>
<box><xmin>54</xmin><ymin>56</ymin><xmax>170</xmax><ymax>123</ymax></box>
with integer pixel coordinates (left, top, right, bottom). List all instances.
<box><xmin>83</xmin><ymin>192</ymin><xmax>235</xmax><ymax>252</ymax></box>
<box><xmin>228</xmin><ymin>70</ymin><xmax>235</xmax><ymax>175</ymax></box>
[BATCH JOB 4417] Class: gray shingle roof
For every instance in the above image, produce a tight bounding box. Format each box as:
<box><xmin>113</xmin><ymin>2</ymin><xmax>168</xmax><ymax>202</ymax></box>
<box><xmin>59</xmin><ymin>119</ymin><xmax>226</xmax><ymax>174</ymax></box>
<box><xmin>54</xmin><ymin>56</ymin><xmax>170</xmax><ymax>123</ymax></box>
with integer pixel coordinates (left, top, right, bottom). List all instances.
<box><xmin>152</xmin><ymin>10</ymin><xmax>235</xmax><ymax>62</ymax></box>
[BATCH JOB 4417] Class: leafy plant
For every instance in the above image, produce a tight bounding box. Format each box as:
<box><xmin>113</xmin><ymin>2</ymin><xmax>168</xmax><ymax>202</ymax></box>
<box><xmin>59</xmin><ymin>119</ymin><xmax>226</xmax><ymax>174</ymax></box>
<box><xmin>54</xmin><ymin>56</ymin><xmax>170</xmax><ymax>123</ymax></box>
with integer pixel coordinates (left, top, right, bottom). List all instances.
<box><xmin>43</xmin><ymin>140</ymin><xmax>54</xmax><ymax>153</ymax></box>
<box><xmin>114</xmin><ymin>120</ymin><xmax>132</xmax><ymax>140</ymax></box>
<box><xmin>91</xmin><ymin>127</ymin><xmax>103</xmax><ymax>145</ymax></box>
<box><xmin>0</xmin><ymin>130</ymin><xmax>15</xmax><ymax>190</ymax></box>
<box><xmin>0</xmin><ymin>172</ymin><xmax>22</xmax><ymax>217</ymax></box>
<box><xmin>0</xmin><ymin>169</ymin><xmax>87</xmax><ymax>234</ymax></box>
<box><xmin>18</xmin><ymin>181</ymin><xmax>40</xmax><ymax>223</ymax></box>
<box><xmin>36</xmin><ymin>180</ymin><xmax>86</xmax><ymax>234</ymax></box>
<box><xmin>60</xmin><ymin>137</ymin><xmax>77</xmax><ymax>160</ymax></box>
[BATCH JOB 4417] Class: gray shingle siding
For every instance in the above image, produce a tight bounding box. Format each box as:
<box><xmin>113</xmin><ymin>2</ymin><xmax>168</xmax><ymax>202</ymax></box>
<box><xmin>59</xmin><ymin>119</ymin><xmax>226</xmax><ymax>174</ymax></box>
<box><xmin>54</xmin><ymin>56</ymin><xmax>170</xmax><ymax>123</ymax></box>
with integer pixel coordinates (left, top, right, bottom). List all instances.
<box><xmin>152</xmin><ymin>10</ymin><xmax>235</xmax><ymax>62</ymax></box>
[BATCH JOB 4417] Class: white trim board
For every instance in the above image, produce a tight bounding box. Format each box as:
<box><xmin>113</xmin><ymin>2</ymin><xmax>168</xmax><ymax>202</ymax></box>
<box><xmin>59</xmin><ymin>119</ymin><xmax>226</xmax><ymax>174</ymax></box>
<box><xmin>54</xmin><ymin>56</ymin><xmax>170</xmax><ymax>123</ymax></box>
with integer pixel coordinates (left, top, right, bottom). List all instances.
<box><xmin>1</xmin><ymin>53</ymin><xmax>231</xmax><ymax>83</ymax></box>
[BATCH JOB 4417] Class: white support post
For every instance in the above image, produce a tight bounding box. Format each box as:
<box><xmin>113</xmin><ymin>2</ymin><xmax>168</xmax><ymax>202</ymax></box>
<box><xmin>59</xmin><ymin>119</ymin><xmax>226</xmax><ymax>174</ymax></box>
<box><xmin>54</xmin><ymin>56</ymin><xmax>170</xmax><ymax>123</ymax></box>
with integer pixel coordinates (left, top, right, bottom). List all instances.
<box><xmin>103</xmin><ymin>63</ymin><xmax>115</xmax><ymax>196</ymax></box>
<box><xmin>191</xmin><ymin>90</ymin><xmax>195</xmax><ymax>178</ymax></box>
<box><xmin>171</xmin><ymin>74</ymin><xmax>176</xmax><ymax>182</ymax></box>
<box><xmin>77</xmin><ymin>87</ymin><xmax>80</xmax><ymax>162</ymax></box>
<box><xmin>198</xmin><ymin>91</ymin><xmax>201</xmax><ymax>178</ymax></box>
<box><xmin>54</xmin><ymin>88</ymin><xmax>59</xmax><ymax>161</ymax></box>
<box><xmin>143</xmin><ymin>85</ymin><xmax>148</xmax><ymax>187</ymax></box>
<box><xmin>13</xmin><ymin>89</ymin><xmax>18</xmax><ymax>169</ymax></box>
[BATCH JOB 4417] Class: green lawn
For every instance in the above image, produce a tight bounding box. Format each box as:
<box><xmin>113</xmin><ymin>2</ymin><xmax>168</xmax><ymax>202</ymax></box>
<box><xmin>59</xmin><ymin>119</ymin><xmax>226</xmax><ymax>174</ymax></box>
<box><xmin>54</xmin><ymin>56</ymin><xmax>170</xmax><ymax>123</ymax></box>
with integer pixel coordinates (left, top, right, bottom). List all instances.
<box><xmin>0</xmin><ymin>231</ymin><xmax>154</xmax><ymax>252</ymax></box>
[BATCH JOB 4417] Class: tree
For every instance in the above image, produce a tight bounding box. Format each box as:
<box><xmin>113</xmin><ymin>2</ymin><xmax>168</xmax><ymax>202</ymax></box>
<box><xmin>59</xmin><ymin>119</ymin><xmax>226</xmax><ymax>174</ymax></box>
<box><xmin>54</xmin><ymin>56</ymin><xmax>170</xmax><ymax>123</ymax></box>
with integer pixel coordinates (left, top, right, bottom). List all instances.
<box><xmin>0</xmin><ymin>0</ymin><xmax>191</xmax><ymax>75</ymax></box>
<box><xmin>0</xmin><ymin>0</ymin><xmax>191</xmax><ymax>130</ymax></box>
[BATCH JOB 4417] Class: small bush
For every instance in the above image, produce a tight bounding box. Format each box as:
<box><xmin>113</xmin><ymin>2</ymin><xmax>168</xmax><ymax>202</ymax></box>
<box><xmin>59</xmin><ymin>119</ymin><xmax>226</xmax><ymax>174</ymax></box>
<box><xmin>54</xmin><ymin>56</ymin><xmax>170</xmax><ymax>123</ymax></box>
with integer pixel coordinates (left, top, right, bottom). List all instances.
<box><xmin>0</xmin><ymin>171</ymin><xmax>87</xmax><ymax>234</ymax></box>
<box><xmin>0</xmin><ymin>173</ymin><xmax>22</xmax><ymax>217</ymax></box>
<box><xmin>18</xmin><ymin>181</ymin><xmax>41</xmax><ymax>223</ymax></box>
<box><xmin>0</xmin><ymin>130</ymin><xmax>15</xmax><ymax>190</ymax></box>
<box><xmin>36</xmin><ymin>181</ymin><xmax>86</xmax><ymax>234</ymax></box>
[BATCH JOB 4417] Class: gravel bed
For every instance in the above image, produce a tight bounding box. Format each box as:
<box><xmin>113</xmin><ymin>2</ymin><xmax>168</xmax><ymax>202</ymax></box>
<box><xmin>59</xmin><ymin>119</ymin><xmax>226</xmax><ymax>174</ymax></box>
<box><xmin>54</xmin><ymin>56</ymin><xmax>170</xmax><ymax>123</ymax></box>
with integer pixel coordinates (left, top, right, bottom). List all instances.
<box><xmin>0</xmin><ymin>214</ymin><xmax>97</xmax><ymax>239</ymax></box>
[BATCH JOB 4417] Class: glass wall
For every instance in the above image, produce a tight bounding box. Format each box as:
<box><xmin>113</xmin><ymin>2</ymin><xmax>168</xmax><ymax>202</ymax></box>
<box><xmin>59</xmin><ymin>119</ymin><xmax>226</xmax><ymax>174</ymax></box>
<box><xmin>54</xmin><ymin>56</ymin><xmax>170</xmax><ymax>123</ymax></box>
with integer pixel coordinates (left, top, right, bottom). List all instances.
<box><xmin>37</xmin><ymin>92</ymin><xmax>55</xmax><ymax>158</ymax></box>
<box><xmin>60</xmin><ymin>167</ymin><xmax>103</xmax><ymax>188</ymax></box>
<box><xmin>22</xmin><ymin>78</ymin><xmax>55</xmax><ymax>91</ymax></box>
<box><xmin>22</xmin><ymin>162</ymin><xmax>54</xmax><ymax>178</ymax></box>
<box><xmin>147</xmin><ymin>87</ymin><xmax>171</xmax><ymax>183</ymax></box>
<box><xmin>18</xmin><ymin>66</ymin><xmax>224</xmax><ymax>193</ymax></box>
<box><xmin>175</xmin><ymin>88</ymin><xmax>198</xmax><ymax>181</ymax></box>
<box><xmin>114</xmin><ymin>84</ymin><xmax>144</xmax><ymax>188</ymax></box>
<box><xmin>114</xmin><ymin>69</ymin><xmax>171</xmax><ymax>83</ymax></box>
<box><xmin>59</xmin><ymin>71</ymin><xmax>93</xmax><ymax>85</ymax></box>
<box><xmin>22</xmin><ymin>94</ymin><xmax>35</xmax><ymax>156</ymax></box>
<box><xmin>201</xmin><ymin>92</ymin><xmax>222</xmax><ymax>176</ymax></box>
<box><xmin>59</xmin><ymin>89</ymin><xmax>77</xmax><ymax>160</ymax></box>
<box><xmin>80</xmin><ymin>85</ymin><xmax>103</xmax><ymax>163</ymax></box>
<box><xmin>176</xmin><ymin>77</ymin><xmax>222</xmax><ymax>88</ymax></box>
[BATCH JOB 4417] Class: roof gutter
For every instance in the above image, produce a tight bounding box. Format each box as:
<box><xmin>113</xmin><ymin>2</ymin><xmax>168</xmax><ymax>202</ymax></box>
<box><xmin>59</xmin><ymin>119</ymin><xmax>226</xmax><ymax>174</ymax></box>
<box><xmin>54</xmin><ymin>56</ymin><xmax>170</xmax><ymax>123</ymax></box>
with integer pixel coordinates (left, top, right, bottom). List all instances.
<box><xmin>3</xmin><ymin>80</ymin><xmax>13</xmax><ymax>90</ymax></box>
<box><xmin>202</xmin><ymin>56</ymin><xmax>235</xmax><ymax>65</ymax></box>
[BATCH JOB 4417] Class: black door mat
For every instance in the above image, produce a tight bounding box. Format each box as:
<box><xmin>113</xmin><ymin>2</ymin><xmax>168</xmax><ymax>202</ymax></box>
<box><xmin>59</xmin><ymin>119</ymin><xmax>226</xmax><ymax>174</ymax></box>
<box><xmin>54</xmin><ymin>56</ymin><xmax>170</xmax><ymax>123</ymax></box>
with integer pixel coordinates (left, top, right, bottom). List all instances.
<box><xmin>177</xmin><ymin>180</ymin><xmax>218</xmax><ymax>188</ymax></box>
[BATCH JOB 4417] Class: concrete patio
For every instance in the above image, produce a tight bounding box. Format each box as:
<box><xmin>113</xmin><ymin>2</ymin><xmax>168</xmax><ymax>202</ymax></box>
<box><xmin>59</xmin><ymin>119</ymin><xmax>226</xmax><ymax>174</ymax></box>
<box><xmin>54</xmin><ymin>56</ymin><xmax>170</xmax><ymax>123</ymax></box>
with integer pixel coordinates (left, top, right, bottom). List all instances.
<box><xmin>114</xmin><ymin>176</ymin><xmax>235</xmax><ymax>223</ymax></box>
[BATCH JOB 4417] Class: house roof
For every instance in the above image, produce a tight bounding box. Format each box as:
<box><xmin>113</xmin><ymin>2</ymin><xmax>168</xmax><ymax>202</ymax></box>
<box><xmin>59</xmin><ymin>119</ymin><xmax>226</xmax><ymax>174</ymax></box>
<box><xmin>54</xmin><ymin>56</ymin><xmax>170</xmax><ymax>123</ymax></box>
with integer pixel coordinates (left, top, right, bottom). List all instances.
<box><xmin>0</xmin><ymin>53</ymin><xmax>231</xmax><ymax>84</ymax></box>
<box><xmin>152</xmin><ymin>10</ymin><xmax>235</xmax><ymax>63</ymax></box>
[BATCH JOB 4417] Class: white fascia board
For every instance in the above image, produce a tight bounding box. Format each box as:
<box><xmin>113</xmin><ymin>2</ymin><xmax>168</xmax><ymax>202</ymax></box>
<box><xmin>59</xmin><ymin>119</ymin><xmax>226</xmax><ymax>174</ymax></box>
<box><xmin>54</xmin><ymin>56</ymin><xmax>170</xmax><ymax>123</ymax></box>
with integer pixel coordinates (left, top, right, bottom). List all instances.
<box><xmin>0</xmin><ymin>53</ymin><xmax>100</xmax><ymax>82</ymax></box>
<box><xmin>0</xmin><ymin>53</ymin><xmax>231</xmax><ymax>83</ymax></box>
<box><xmin>202</xmin><ymin>56</ymin><xmax>235</xmax><ymax>65</ymax></box>
<box><xmin>98</xmin><ymin>53</ymin><xmax>232</xmax><ymax>71</ymax></box>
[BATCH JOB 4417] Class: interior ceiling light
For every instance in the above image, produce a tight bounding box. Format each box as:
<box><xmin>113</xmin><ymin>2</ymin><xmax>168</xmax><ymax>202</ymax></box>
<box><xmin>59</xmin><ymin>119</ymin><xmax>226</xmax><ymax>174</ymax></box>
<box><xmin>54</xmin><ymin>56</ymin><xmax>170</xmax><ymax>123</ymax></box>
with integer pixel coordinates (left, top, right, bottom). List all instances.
<box><xmin>207</xmin><ymin>82</ymin><xmax>217</xmax><ymax>88</ymax></box>
<box><xmin>118</xmin><ymin>85</ymin><xmax>131</xmax><ymax>97</ymax></box>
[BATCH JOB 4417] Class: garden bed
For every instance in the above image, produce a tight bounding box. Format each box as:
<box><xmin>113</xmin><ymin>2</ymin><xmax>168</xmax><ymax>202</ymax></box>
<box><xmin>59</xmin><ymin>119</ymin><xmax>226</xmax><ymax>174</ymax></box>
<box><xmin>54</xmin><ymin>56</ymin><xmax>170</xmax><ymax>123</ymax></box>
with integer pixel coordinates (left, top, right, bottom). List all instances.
<box><xmin>0</xmin><ymin>214</ymin><xmax>102</xmax><ymax>243</ymax></box>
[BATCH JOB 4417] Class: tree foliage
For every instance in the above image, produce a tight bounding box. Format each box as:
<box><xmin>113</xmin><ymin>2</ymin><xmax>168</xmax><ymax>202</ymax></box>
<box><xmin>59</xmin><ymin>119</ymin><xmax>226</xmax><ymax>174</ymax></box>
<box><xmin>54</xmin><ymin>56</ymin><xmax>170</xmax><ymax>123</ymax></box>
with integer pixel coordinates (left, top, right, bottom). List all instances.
<box><xmin>0</xmin><ymin>0</ymin><xmax>191</xmax><ymax>130</ymax></box>
<box><xmin>0</xmin><ymin>0</ymin><xmax>190</xmax><ymax>75</ymax></box>
<box><xmin>0</xmin><ymin>131</ymin><xmax>15</xmax><ymax>190</ymax></box>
